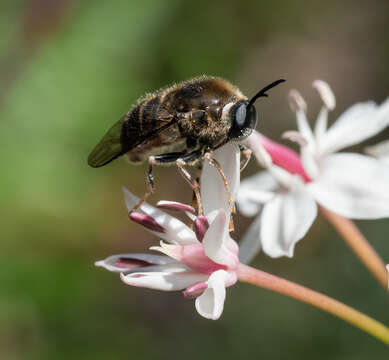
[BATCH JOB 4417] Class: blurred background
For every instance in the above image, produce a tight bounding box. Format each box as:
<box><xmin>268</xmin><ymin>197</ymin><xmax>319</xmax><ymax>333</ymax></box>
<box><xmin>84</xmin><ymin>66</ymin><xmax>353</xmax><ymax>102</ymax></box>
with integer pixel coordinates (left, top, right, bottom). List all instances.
<box><xmin>1</xmin><ymin>0</ymin><xmax>389</xmax><ymax>359</ymax></box>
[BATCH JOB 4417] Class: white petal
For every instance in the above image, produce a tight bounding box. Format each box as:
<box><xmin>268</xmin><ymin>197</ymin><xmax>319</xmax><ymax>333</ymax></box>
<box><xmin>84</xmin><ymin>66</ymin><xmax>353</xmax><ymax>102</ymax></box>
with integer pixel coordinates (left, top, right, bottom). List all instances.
<box><xmin>296</xmin><ymin>110</ymin><xmax>315</xmax><ymax>149</ymax></box>
<box><xmin>120</xmin><ymin>268</ymin><xmax>207</xmax><ymax>291</ymax></box>
<box><xmin>308</xmin><ymin>153</ymin><xmax>389</xmax><ymax>219</ymax></box>
<box><xmin>202</xmin><ymin>210</ymin><xmax>238</xmax><ymax>268</ymax></box>
<box><xmin>236</xmin><ymin>171</ymin><xmax>277</xmax><ymax>216</ymax></box>
<box><xmin>319</xmin><ymin>99</ymin><xmax>389</xmax><ymax>155</ymax></box>
<box><xmin>195</xmin><ymin>270</ymin><xmax>230</xmax><ymax>320</ymax></box>
<box><xmin>95</xmin><ymin>253</ymin><xmax>175</xmax><ymax>273</ymax></box>
<box><xmin>261</xmin><ymin>178</ymin><xmax>318</xmax><ymax>258</ymax></box>
<box><xmin>238</xmin><ymin>214</ymin><xmax>262</xmax><ymax>264</ymax></box>
<box><xmin>300</xmin><ymin>146</ymin><xmax>320</xmax><ymax>179</ymax></box>
<box><xmin>201</xmin><ymin>143</ymin><xmax>240</xmax><ymax>215</ymax></box>
<box><xmin>123</xmin><ymin>187</ymin><xmax>197</xmax><ymax>245</ymax></box>
<box><xmin>365</xmin><ymin>140</ymin><xmax>389</xmax><ymax>164</ymax></box>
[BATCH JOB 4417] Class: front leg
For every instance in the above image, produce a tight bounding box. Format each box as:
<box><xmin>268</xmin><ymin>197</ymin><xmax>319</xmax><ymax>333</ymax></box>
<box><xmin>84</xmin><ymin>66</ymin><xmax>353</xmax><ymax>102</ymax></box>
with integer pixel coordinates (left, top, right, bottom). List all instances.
<box><xmin>130</xmin><ymin>151</ymin><xmax>186</xmax><ymax>213</ymax></box>
<box><xmin>239</xmin><ymin>144</ymin><xmax>252</xmax><ymax>172</ymax></box>
<box><xmin>130</xmin><ymin>150</ymin><xmax>204</xmax><ymax>214</ymax></box>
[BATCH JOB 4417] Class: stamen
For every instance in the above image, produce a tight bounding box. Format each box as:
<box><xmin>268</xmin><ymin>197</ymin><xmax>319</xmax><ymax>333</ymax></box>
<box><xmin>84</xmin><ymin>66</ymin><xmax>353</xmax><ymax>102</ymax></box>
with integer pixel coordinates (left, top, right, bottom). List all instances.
<box><xmin>129</xmin><ymin>212</ymin><xmax>166</xmax><ymax>233</ymax></box>
<box><xmin>157</xmin><ymin>200</ymin><xmax>195</xmax><ymax>214</ymax></box>
<box><xmin>288</xmin><ymin>89</ymin><xmax>307</xmax><ymax>112</ymax></box>
<box><xmin>312</xmin><ymin>80</ymin><xmax>336</xmax><ymax>110</ymax></box>
<box><xmin>281</xmin><ymin>130</ymin><xmax>308</xmax><ymax>147</ymax></box>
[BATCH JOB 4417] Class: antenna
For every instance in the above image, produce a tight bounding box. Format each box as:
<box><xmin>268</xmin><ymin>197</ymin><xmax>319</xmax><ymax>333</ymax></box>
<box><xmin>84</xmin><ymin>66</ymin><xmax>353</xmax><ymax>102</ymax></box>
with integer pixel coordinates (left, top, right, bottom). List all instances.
<box><xmin>248</xmin><ymin>79</ymin><xmax>286</xmax><ymax>108</ymax></box>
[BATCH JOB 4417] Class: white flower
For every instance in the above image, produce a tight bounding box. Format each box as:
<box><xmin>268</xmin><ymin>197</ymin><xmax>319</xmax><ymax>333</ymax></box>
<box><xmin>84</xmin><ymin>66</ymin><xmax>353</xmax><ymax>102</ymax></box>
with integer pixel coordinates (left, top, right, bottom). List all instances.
<box><xmin>237</xmin><ymin>81</ymin><xmax>389</xmax><ymax>260</ymax></box>
<box><xmin>96</xmin><ymin>143</ymin><xmax>240</xmax><ymax>320</ymax></box>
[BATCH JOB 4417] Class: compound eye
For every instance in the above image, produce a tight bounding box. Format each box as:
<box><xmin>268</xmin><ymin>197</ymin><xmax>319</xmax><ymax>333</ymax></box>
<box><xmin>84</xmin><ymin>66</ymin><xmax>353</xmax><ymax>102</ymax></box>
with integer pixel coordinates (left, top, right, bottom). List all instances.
<box><xmin>235</xmin><ymin>104</ymin><xmax>247</xmax><ymax>127</ymax></box>
<box><xmin>229</xmin><ymin>103</ymin><xmax>257</xmax><ymax>140</ymax></box>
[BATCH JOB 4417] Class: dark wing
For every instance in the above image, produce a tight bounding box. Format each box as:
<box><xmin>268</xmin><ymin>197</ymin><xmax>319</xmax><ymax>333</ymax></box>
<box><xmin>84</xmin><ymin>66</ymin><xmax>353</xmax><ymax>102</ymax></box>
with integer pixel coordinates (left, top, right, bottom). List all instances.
<box><xmin>87</xmin><ymin>115</ymin><xmax>128</xmax><ymax>168</ymax></box>
<box><xmin>88</xmin><ymin>98</ymin><xmax>176</xmax><ymax>168</ymax></box>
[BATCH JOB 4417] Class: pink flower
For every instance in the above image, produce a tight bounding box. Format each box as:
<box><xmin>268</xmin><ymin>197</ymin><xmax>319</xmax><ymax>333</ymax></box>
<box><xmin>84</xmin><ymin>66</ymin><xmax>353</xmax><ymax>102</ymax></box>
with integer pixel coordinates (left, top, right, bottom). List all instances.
<box><xmin>96</xmin><ymin>143</ymin><xmax>240</xmax><ymax>320</ymax></box>
<box><xmin>237</xmin><ymin>81</ymin><xmax>389</xmax><ymax>260</ymax></box>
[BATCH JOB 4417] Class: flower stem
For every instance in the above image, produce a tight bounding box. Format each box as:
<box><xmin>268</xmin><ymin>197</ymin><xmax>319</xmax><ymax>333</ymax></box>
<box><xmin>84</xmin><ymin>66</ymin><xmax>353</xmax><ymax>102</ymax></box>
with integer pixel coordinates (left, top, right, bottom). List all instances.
<box><xmin>237</xmin><ymin>263</ymin><xmax>389</xmax><ymax>345</ymax></box>
<box><xmin>320</xmin><ymin>206</ymin><xmax>388</xmax><ymax>290</ymax></box>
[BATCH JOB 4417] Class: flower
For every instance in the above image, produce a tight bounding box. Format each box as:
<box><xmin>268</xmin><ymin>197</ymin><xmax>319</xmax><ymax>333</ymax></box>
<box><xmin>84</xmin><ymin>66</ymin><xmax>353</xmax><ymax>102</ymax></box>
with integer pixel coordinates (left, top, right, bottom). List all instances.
<box><xmin>96</xmin><ymin>143</ymin><xmax>241</xmax><ymax>320</ymax></box>
<box><xmin>237</xmin><ymin>81</ymin><xmax>389</xmax><ymax>260</ymax></box>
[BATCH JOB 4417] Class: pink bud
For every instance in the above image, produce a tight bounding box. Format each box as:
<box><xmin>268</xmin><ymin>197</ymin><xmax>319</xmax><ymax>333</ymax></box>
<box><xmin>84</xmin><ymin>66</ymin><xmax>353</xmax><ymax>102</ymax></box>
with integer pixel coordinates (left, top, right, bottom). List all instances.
<box><xmin>257</xmin><ymin>132</ymin><xmax>311</xmax><ymax>182</ymax></box>
<box><xmin>183</xmin><ymin>281</ymin><xmax>208</xmax><ymax>299</ymax></box>
<box><xmin>114</xmin><ymin>257</ymin><xmax>150</xmax><ymax>269</ymax></box>
<box><xmin>194</xmin><ymin>215</ymin><xmax>210</xmax><ymax>241</ymax></box>
<box><xmin>157</xmin><ymin>200</ymin><xmax>195</xmax><ymax>214</ymax></box>
<box><xmin>129</xmin><ymin>212</ymin><xmax>166</xmax><ymax>233</ymax></box>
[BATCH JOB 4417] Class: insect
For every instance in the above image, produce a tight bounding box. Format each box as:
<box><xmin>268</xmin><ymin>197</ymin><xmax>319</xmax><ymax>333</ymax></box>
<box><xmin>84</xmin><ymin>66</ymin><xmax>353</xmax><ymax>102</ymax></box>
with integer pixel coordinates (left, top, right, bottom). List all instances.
<box><xmin>88</xmin><ymin>76</ymin><xmax>285</xmax><ymax>213</ymax></box>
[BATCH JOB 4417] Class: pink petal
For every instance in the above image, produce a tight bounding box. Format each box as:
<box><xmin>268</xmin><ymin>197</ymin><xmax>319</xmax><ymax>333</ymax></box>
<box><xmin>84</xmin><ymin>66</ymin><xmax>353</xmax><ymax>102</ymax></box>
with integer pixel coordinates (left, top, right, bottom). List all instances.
<box><xmin>252</xmin><ymin>132</ymin><xmax>311</xmax><ymax>182</ymax></box>
<box><xmin>151</xmin><ymin>242</ymin><xmax>227</xmax><ymax>274</ymax></box>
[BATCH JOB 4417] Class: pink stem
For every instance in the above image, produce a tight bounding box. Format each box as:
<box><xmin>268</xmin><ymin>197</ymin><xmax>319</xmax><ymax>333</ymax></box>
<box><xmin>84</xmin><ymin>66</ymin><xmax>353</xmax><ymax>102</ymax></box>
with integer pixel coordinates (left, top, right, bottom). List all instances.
<box><xmin>320</xmin><ymin>206</ymin><xmax>388</xmax><ymax>290</ymax></box>
<box><xmin>237</xmin><ymin>263</ymin><xmax>389</xmax><ymax>345</ymax></box>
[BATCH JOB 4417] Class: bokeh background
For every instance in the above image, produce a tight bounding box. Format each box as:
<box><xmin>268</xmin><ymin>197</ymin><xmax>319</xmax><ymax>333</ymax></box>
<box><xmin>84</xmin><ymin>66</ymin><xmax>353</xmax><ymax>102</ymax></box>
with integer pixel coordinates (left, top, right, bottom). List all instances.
<box><xmin>1</xmin><ymin>0</ymin><xmax>389</xmax><ymax>359</ymax></box>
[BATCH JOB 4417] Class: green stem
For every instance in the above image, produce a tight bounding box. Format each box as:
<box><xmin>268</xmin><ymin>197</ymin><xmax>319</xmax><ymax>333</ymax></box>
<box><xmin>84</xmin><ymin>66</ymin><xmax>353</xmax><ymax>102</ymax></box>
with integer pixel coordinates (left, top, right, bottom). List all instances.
<box><xmin>320</xmin><ymin>206</ymin><xmax>388</xmax><ymax>290</ymax></box>
<box><xmin>237</xmin><ymin>263</ymin><xmax>389</xmax><ymax>346</ymax></box>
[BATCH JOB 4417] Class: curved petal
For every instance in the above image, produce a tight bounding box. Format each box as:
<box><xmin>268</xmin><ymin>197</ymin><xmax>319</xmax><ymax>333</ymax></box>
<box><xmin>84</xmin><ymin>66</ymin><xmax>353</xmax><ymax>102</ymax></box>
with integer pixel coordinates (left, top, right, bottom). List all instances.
<box><xmin>238</xmin><ymin>214</ymin><xmax>262</xmax><ymax>264</ymax></box>
<box><xmin>202</xmin><ymin>210</ymin><xmax>239</xmax><ymax>269</ymax></box>
<box><xmin>195</xmin><ymin>270</ymin><xmax>231</xmax><ymax>320</ymax></box>
<box><xmin>120</xmin><ymin>267</ymin><xmax>207</xmax><ymax>291</ymax></box>
<box><xmin>365</xmin><ymin>140</ymin><xmax>389</xmax><ymax>164</ymax></box>
<box><xmin>201</xmin><ymin>143</ymin><xmax>240</xmax><ymax>215</ymax></box>
<box><xmin>95</xmin><ymin>253</ymin><xmax>175</xmax><ymax>272</ymax></box>
<box><xmin>308</xmin><ymin>153</ymin><xmax>389</xmax><ymax>219</ymax></box>
<box><xmin>261</xmin><ymin>178</ymin><xmax>318</xmax><ymax>258</ymax></box>
<box><xmin>236</xmin><ymin>171</ymin><xmax>277</xmax><ymax>217</ymax></box>
<box><xmin>319</xmin><ymin>99</ymin><xmax>389</xmax><ymax>155</ymax></box>
<box><xmin>123</xmin><ymin>187</ymin><xmax>197</xmax><ymax>245</ymax></box>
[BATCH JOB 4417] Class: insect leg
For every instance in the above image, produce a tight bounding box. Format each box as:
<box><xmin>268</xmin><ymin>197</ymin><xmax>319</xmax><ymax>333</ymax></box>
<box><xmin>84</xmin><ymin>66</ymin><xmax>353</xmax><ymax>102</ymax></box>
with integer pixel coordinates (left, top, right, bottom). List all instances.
<box><xmin>130</xmin><ymin>152</ymin><xmax>187</xmax><ymax>212</ymax></box>
<box><xmin>239</xmin><ymin>144</ymin><xmax>252</xmax><ymax>172</ymax></box>
<box><xmin>130</xmin><ymin>161</ymin><xmax>156</xmax><ymax>212</ymax></box>
<box><xmin>203</xmin><ymin>152</ymin><xmax>233</xmax><ymax>205</ymax></box>
<box><xmin>174</xmin><ymin>150</ymin><xmax>204</xmax><ymax>215</ymax></box>
<box><xmin>187</xmin><ymin>162</ymin><xmax>203</xmax><ymax>218</ymax></box>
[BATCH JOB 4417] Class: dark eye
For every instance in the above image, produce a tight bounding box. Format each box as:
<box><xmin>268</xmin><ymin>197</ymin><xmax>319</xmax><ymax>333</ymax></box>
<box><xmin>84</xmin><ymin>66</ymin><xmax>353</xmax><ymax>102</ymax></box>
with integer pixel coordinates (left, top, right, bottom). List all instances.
<box><xmin>228</xmin><ymin>103</ymin><xmax>257</xmax><ymax>140</ymax></box>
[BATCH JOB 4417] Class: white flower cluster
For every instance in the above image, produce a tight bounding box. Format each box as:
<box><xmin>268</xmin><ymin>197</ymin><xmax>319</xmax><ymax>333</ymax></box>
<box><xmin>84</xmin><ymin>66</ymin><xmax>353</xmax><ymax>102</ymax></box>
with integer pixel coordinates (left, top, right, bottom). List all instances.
<box><xmin>237</xmin><ymin>81</ymin><xmax>389</xmax><ymax>260</ymax></box>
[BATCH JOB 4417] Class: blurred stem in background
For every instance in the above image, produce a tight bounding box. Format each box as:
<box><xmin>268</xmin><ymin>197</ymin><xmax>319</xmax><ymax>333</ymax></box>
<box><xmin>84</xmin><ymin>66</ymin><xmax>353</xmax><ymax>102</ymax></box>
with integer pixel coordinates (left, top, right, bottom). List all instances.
<box><xmin>320</xmin><ymin>207</ymin><xmax>389</xmax><ymax>291</ymax></box>
<box><xmin>238</xmin><ymin>263</ymin><xmax>389</xmax><ymax>346</ymax></box>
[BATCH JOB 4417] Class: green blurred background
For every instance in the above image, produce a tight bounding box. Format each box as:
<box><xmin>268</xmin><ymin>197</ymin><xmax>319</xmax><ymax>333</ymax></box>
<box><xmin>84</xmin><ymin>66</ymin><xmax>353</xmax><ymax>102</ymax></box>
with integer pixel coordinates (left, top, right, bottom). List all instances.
<box><xmin>1</xmin><ymin>0</ymin><xmax>389</xmax><ymax>359</ymax></box>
